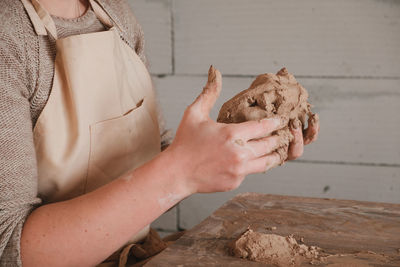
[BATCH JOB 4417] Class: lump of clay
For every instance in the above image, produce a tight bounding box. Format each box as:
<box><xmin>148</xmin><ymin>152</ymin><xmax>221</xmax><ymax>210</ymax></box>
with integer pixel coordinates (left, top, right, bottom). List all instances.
<box><xmin>230</xmin><ymin>229</ymin><xmax>321</xmax><ymax>267</ymax></box>
<box><xmin>217</xmin><ymin>68</ymin><xmax>318</xmax><ymax>163</ymax></box>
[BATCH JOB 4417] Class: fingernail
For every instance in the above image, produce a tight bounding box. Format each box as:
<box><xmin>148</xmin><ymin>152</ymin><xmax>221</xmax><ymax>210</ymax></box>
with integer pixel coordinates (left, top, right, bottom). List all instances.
<box><xmin>265</xmin><ymin>161</ymin><xmax>280</xmax><ymax>172</ymax></box>
<box><xmin>291</xmin><ymin>118</ymin><xmax>301</xmax><ymax>130</ymax></box>
<box><xmin>264</xmin><ymin>152</ymin><xmax>283</xmax><ymax>173</ymax></box>
<box><xmin>208</xmin><ymin>65</ymin><xmax>216</xmax><ymax>83</ymax></box>
<box><xmin>264</xmin><ymin>163</ymin><xmax>273</xmax><ymax>173</ymax></box>
<box><xmin>311</xmin><ymin>113</ymin><xmax>319</xmax><ymax>124</ymax></box>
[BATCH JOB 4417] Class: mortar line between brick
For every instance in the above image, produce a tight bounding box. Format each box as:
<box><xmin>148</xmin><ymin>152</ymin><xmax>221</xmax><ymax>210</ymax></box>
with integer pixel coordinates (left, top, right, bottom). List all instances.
<box><xmin>153</xmin><ymin>228</ymin><xmax>176</xmax><ymax>233</ymax></box>
<box><xmin>176</xmin><ymin>202</ymin><xmax>182</xmax><ymax>231</ymax></box>
<box><xmin>292</xmin><ymin>160</ymin><xmax>400</xmax><ymax>168</ymax></box>
<box><xmin>154</xmin><ymin>73</ymin><xmax>400</xmax><ymax>80</ymax></box>
<box><xmin>170</xmin><ymin>0</ymin><xmax>175</xmax><ymax>75</ymax></box>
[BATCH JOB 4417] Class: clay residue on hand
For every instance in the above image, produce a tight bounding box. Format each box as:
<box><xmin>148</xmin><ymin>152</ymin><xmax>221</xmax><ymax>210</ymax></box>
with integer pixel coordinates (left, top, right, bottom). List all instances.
<box><xmin>217</xmin><ymin>68</ymin><xmax>318</xmax><ymax>163</ymax></box>
<box><xmin>230</xmin><ymin>229</ymin><xmax>322</xmax><ymax>266</ymax></box>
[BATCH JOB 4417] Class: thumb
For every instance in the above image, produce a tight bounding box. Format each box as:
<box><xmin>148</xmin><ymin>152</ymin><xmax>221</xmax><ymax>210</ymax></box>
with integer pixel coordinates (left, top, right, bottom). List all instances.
<box><xmin>192</xmin><ymin>65</ymin><xmax>222</xmax><ymax>119</ymax></box>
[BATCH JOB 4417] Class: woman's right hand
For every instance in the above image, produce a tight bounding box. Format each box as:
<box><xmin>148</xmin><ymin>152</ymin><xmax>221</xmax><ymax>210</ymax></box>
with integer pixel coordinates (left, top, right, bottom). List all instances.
<box><xmin>166</xmin><ymin>66</ymin><xmax>287</xmax><ymax>194</ymax></box>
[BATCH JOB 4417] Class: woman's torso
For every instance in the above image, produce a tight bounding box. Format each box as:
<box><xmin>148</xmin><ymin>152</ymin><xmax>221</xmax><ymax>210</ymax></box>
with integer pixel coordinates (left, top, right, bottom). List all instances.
<box><xmin>10</xmin><ymin>0</ymin><xmax>148</xmax><ymax>126</ymax></box>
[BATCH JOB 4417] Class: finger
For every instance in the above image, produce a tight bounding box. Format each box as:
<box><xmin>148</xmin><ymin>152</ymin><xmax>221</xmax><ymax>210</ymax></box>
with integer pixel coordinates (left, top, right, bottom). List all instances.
<box><xmin>243</xmin><ymin>135</ymin><xmax>281</xmax><ymax>159</ymax></box>
<box><xmin>304</xmin><ymin>113</ymin><xmax>320</xmax><ymax>145</ymax></box>
<box><xmin>191</xmin><ymin>65</ymin><xmax>222</xmax><ymax>119</ymax></box>
<box><xmin>228</xmin><ymin>116</ymin><xmax>288</xmax><ymax>141</ymax></box>
<box><xmin>287</xmin><ymin>119</ymin><xmax>304</xmax><ymax>160</ymax></box>
<box><xmin>245</xmin><ymin>152</ymin><xmax>281</xmax><ymax>174</ymax></box>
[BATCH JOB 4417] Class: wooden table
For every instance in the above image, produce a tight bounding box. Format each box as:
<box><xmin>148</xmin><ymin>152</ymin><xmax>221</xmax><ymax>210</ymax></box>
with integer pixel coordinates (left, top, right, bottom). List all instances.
<box><xmin>145</xmin><ymin>193</ymin><xmax>400</xmax><ymax>266</ymax></box>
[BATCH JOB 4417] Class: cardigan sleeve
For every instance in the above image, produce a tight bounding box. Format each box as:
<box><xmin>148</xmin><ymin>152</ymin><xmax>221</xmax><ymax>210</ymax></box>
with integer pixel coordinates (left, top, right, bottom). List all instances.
<box><xmin>0</xmin><ymin>9</ymin><xmax>42</xmax><ymax>267</ymax></box>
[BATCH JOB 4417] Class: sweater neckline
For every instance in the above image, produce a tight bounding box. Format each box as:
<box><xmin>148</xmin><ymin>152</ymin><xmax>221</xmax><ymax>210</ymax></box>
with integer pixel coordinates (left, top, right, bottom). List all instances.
<box><xmin>51</xmin><ymin>6</ymin><xmax>97</xmax><ymax>28</ymax></box>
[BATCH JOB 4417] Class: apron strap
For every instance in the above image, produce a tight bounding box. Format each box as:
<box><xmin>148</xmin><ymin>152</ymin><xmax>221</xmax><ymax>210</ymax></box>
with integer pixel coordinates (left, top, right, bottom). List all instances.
<box><xmin>20</xmin><ymin>0</ymin><xmax>57</xmax><ymax>38</ymax></box>
<box><xmin>89</xmin><ymin>0</ymin><xmax>124</xmax><ymax>33</ymax></box>
<box><xmin>20</xmin><ymin>0</ymin><xmax>123</xmax><ymax>39</ymax></box>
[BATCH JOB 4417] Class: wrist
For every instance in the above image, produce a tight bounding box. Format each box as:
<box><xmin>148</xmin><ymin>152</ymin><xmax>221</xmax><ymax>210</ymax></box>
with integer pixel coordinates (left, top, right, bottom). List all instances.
<box><xmin>160</xmin><ymin>145</ymin><xmax>196</xmax><ymax>197</ymax></box>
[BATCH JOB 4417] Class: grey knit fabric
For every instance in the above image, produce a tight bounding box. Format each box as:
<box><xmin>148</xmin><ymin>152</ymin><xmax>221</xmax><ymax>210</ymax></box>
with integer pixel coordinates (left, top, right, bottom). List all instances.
<box><xmin>0</xmin><ymin>0</ymin><xmax>159</xmax><ymax>266</ymax></box>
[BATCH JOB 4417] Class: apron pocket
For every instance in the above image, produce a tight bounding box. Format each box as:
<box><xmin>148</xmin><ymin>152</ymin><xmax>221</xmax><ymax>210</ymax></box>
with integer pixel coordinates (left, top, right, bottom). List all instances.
<box><xmin>85</xmin><ymin>98</ymin><xmax>160</xmax><ymax>193</ymax></box>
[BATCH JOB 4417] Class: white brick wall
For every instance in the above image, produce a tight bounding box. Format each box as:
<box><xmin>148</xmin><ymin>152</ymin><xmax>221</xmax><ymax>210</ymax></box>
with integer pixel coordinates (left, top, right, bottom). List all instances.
<box><xmin>128</xmin><ymin>0</ymin><xmax>400</xmax><ymax>233</ymax></box>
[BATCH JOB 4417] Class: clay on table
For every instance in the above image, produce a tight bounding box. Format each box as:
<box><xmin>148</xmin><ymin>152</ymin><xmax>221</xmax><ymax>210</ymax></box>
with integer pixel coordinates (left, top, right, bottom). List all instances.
<box><xmin>231</xmin><ymin>228</ymin><xmax>322</xmax><ymax>266</ymax></box>
<box><xmin>217</xmin><ymin>68</ymin><xmax>318</xmax><ymax>163</ymax></box>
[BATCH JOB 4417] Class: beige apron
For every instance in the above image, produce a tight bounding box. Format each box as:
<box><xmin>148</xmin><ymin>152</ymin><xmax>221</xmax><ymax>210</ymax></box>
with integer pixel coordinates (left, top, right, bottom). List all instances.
<box><xmin>21</xmin><ymin>0</ymin><xmax>161</xmax><ymax>243</ymax></box>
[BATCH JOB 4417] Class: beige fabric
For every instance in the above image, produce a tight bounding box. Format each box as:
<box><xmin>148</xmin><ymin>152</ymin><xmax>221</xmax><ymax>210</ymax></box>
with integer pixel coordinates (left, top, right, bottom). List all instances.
<box><xmin>20</xmin><ymin>0</ymin><xmax>47</xmax><ymax>35</ymax></box>
<box><xmin>21</xmin><ymin>0</ymin><xmax>161</xmax><ymax>242</ymax></box>
<box><xmin>89</xmin><ymin>0</ymin><xmax>119</xmax><ymax>31</ymax></box>
<box><xmin>29</xmin><ymin>0</ymin><xmax>58</xmax><ymax>38</ymax></box>
<box><xmin>0</xmin><ymin>1</ymin><xmax>168</xmax><ymax>266</ymax></box>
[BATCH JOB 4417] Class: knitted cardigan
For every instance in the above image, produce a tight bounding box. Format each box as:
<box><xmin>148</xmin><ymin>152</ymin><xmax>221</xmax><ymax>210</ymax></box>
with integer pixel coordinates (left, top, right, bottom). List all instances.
<box><xmin>0</xmin><ymin>1</ymin><xmax>166</xmax><ymax>265</ymax></box>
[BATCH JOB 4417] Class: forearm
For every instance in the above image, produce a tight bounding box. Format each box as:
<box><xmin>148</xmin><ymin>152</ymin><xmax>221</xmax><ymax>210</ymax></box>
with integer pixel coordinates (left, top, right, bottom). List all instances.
<box><xmin>20</xmin><ymin>149</ymin><xmax>189</xmax><ymax>267</ymax></box>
